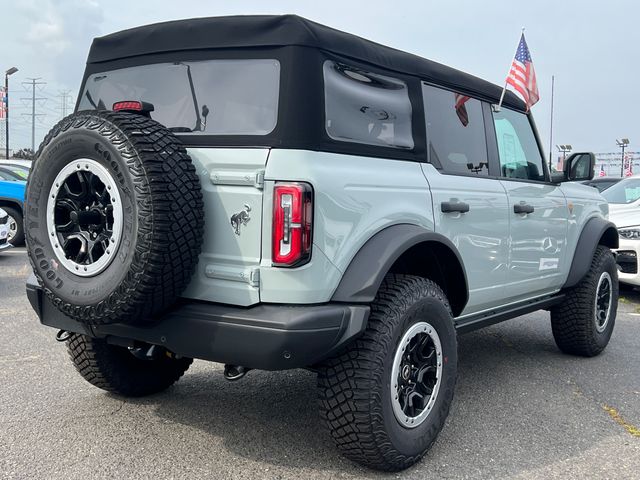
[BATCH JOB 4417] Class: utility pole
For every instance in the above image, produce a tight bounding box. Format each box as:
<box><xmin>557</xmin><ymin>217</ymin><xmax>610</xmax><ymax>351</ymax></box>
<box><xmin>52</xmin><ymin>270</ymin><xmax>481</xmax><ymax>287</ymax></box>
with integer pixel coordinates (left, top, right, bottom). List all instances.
<box><xmin>58</xmin><ymin>90</ymin><xmax>72</xmax><ymax>118</ymax></box>
<box><xmin>21</xmin><ymin>77</ymin><xmax>46</xmax><ymax>151</ymax></box>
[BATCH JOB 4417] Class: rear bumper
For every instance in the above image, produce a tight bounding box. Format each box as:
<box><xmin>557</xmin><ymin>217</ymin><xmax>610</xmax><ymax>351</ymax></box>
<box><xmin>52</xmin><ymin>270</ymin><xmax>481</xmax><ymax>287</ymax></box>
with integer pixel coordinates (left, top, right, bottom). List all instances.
<box><xmin>26</xmin><ymin>277</ymin><xmax>369</xmax><ymax>370</ymax></box>
<box><xmin>0</xmin><ymin>241</ymin><xmax>12</xmax><ymax>251</ymax></box>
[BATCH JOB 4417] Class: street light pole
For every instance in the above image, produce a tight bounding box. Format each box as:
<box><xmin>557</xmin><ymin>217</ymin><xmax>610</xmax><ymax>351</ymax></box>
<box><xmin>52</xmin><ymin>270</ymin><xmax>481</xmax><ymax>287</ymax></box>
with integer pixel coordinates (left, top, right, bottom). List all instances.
<box><xmin>617</xmin><ymin>138</ymin><xmax>630</xmax><ymax>177</ymax></box>
<box><xmin>4</xmin><ymin>67</ymin><xmax>18</xmax><ymax>159</ymax></box>
<box><xmin>556</xmin><ymin>144</ymin><xmax>572</xmax><ymax>166</ymax></box>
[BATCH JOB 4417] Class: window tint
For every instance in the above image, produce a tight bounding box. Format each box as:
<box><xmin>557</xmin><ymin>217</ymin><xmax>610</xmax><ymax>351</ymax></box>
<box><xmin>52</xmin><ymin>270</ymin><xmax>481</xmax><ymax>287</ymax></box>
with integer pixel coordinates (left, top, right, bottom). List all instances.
<box><xmin>493</xmin><ymin>108</ymin><xmax>545</xmax><ymax>181</ymax></box>
<box><xmin>78</xmin><ymin>59</ymin><xmax>280</xmax><ymax>135</ymax></box>
<box><xmin>323</xmin><ymin>61</ymin><xmax>413</xmax><ymax>149</ymax></box>
<box><xmin>422</xmin><ymin>84</ymin><xmax>489</xmax><ymax>176</ymax></box>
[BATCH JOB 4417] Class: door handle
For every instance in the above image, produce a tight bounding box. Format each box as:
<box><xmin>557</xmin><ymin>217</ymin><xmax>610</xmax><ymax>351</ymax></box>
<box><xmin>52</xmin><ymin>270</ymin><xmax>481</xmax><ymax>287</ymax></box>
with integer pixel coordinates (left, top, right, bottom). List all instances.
<box><xmin>441</xmin><ymin>201</ymin><xmax>470</xmax><ymax>213</ymax></box>
<box><xmin>514</xmin><ymin>203</ymin><xmax>535</xmax><ymax>214</ymax></box>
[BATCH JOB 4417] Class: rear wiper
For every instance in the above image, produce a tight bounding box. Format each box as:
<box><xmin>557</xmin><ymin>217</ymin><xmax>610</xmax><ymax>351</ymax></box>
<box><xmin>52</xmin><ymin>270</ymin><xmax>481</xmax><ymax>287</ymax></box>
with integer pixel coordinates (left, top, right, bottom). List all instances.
<box><xmin>174</xmin><ymin>62</ymin><xmax>202</xmax><ymax>131</ymax></box>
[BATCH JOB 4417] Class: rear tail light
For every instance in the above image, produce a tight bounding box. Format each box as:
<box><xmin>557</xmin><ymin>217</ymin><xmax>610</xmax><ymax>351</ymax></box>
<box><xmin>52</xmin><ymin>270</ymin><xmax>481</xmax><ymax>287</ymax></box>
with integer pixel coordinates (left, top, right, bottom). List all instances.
<box><xmin>272</xmin><ymin>182</ymin><xmax>313</xmax><ymax>267</ymax></box>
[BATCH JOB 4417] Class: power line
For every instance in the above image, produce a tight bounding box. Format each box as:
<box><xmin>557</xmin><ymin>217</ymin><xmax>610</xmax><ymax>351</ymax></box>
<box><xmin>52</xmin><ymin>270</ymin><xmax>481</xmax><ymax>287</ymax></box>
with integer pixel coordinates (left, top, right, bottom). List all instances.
<box><xmin>21</xmin><ymin>78</ymin><xmax>46</xmax><ymax>151</ymax></box>
<box><xmin>58</xmin><ymin>90</ymin><xmax>73</xmax><ymax>118</ymax></box>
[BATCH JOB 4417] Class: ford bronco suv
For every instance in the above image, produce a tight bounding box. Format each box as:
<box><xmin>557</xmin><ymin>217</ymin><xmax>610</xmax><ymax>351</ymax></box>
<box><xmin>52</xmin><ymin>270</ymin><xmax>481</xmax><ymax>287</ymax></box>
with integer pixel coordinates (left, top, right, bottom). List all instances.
<box><xmin>25</xmin><ymin>15</ymin><xmax>619</xmax><ymax>471</ymax></box>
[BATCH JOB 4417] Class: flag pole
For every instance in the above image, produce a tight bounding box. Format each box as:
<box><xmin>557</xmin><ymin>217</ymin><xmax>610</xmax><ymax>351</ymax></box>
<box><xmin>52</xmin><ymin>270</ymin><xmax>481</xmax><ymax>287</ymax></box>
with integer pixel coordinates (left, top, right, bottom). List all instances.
<box><xmin>548</xmin><ymin>74</ymin><xmax>555</xmax><ymax>171</ymax></box>
<box><xmin>495</xmin><ymin>27</ymin><xmax>525</xmax><ymax>112</ymax></box>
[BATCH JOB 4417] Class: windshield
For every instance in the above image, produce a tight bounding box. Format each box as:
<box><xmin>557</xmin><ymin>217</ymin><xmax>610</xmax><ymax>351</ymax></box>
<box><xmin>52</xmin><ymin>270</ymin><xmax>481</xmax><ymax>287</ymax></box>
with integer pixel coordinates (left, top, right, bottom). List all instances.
<box><xmin>78</xmin><ymin>59</ymin><xmax>280</xmax><ymax>135</ymax></box>
<box><xmin>601</xmin><ymin>177</ymin><xmax>640</xmax><ymax>204</ymax></box>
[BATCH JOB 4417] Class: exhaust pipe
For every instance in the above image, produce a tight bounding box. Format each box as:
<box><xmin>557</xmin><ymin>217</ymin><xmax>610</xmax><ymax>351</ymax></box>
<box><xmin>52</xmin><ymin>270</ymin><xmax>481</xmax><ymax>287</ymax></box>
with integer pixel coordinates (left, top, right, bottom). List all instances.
<box><xmin>224</xmin><ymin>364</ymin><xmax>251</xmax><ymax>381</ymax></box>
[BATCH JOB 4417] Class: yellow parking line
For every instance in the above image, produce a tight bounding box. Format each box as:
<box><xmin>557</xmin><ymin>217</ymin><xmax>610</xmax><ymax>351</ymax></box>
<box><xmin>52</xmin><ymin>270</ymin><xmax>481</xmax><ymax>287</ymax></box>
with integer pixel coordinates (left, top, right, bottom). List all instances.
<box><xmin>603</xmin><ymin>405</ymin><xmax>640</xmax><ymax>438</ymax></box>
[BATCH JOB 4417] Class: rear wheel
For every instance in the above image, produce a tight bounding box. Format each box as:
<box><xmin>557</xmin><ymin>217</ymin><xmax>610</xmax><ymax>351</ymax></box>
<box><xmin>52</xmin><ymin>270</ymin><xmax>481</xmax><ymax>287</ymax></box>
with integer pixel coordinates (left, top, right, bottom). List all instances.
<box><xmin>551</xmin><ymin>245</ymin><xmax>618</xmax><ymax>356</ymax></box>
<box><xmin>318</xmin><ymin>274</ymin><xmax>457</xmax><ymax>471</ymax></box>
<box><xmin>4</xmin><ymin>206</ymin><xmax>24</xmax><ymax>246</ymax></box>
<box><xmin>67</xmin><ymin>334</ymin><xmax>192</xmax><ymax>397</ymax></box>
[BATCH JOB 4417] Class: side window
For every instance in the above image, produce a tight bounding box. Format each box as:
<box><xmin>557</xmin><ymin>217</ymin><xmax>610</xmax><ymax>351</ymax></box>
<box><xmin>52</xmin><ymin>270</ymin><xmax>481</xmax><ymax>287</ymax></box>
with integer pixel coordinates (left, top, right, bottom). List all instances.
<box><xmin>323</xmin><ymin>61</ymin><xmax>413</xmax><ymax>149</ymax></box>
<box><xmin>493</xmin><ymin>108</ymin><xmax>545</xmax><ymax>181</ymax></box>
<box><xmin>422</xmin><ymin>84</ymin><xmax>489</xmax><ymax>176</ymax></box>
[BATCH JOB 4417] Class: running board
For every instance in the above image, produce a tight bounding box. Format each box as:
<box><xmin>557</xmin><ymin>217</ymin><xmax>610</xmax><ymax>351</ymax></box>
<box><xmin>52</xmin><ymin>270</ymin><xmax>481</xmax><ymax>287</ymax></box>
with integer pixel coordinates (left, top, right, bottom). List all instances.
<box><xmin>454</xmin><ymin>294</ymin><xmax>565</xmax><ymax>334</ymax></box>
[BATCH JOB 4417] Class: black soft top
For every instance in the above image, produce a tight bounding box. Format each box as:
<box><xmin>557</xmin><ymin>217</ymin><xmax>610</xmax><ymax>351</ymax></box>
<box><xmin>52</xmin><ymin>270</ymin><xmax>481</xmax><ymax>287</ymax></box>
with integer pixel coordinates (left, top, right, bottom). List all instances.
<box><xmin>87</xmin><ymin>14</ymin><xmax>525</xmax><ymax>111</ymax></box>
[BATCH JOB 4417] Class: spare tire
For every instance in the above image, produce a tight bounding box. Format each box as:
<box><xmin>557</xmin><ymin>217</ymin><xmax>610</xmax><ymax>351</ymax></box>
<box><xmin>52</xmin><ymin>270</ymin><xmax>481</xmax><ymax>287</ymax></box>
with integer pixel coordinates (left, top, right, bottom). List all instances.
<box><xmin>25</xmin><ymin>110</ymin><xmax>204</xmax><ymax>325</ymax></box>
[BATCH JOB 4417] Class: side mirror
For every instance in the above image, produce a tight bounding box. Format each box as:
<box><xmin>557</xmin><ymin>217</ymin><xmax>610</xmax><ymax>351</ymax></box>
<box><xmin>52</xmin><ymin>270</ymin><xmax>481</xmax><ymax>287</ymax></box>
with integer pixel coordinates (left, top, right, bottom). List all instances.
<box><xmin>556</xmin><ymin>152</ymin><xmax>596</xmax><ymax>182</ymax></box>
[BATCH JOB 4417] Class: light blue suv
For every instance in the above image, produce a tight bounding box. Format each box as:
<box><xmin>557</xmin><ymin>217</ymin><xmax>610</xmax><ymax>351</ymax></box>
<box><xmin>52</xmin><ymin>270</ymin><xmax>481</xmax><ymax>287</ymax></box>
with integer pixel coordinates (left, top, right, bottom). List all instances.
<box><xmin>25</xmin><ymin>15</ymin><xmax>619</xmax><ymax>472</ymax></box>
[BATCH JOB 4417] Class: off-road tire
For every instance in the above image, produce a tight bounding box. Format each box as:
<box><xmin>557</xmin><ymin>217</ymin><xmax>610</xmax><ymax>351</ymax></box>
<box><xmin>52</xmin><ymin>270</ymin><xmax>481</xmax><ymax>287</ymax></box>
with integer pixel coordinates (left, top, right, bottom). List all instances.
<box><xmin>4</xmin><ymin>206</ymin><xmax>24</xmax><ymax>246</ymax></box>
<box><xmin>67</xmin><ymin>333</ymin><xmax>192</xmax><ymax>397</ymax></box>
<box><xmin>550</xmin><ymin>245</ymin><xmax>618</xmax><ymax>356</ymax></box>
<box><xmin>317</xmin><ymin>274</ymin><xmax>458</xmax><ymax>471</ymax></box>
<box><xmin>25</xmin><ymin>111</ymin><xmax>204</xmax><ymax>325</ymax></box>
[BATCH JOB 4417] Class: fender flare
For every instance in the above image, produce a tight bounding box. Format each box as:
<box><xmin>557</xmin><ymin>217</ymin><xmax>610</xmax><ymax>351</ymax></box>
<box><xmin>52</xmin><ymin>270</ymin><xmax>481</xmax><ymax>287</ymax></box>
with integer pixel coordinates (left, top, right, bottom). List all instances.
<box><xmin>563</xmin><ymin>216</ymin><xmax>618</xmax><ymax>288</ymax></box>
<box><xmin>0</xmin><ymin>197</ymin><xmax>23</xmax><ymax>211</ymax></box>
<box><xmin>331</xmin><ymin>224</ymin><xmax>468</xmax><ymax>314</ymax></box>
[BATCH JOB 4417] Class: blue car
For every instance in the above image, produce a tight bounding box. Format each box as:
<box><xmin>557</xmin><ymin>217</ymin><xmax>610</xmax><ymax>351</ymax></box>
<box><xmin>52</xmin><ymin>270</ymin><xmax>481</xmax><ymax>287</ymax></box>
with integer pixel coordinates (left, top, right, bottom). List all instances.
<box><xmin>0</xmin><ymin>178</ymin><xmax>26</xmax><ymax>245</ymax></box>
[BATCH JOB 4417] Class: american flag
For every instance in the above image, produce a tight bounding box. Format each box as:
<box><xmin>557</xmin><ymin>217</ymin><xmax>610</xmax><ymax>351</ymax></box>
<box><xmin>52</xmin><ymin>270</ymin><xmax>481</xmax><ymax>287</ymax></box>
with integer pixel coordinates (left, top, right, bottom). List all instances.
<box><xmin>599</xmin><ymin>163</ymin><xmax>606</xmax><ymax>177</ymax></box>
<box><xmin>506</xmin><ymin>33</ymin><xmax>539</xmax><ymax>110</ymax></box>
<box><xmin>625</xmin><ymin>154</ymin><xmax>633</xmax><ymax>177</ymax></box>
<box><xmin>0</xmin><ymin>88</ymin><xmax>6</xmax><ymax>120</ymax></box>
<box><xmin>454</xmin><ymin>93</ymin><xmax>470</xmax><ymax>126</ymax></box>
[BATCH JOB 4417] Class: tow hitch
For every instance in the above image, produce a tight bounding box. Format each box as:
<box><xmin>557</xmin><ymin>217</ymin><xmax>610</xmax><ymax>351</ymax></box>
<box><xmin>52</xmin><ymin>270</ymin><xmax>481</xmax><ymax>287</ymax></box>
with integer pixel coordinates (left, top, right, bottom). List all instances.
<box><xmin>224</xmin><ymin>364</ymin><xmax>251</xmax><ymax>381</ymax></box>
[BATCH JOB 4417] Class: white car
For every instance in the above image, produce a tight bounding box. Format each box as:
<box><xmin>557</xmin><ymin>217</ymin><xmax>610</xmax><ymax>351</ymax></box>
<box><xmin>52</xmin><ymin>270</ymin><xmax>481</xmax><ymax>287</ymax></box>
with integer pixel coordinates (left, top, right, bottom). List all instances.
<box><xmin>602</xmin><ymin>177</ymin><xmax>640</xmax><ymax>286</ymax></box>
<box><xmin>0</xmin><ymin>207</ymin><xmax>12</xmax><ymax>251</ymax></box>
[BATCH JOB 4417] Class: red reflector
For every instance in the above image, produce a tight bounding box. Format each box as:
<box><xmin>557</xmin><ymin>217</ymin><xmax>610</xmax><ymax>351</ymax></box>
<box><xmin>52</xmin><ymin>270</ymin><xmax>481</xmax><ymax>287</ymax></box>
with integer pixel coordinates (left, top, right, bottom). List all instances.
<box><xmin>272</xmin><ymin>182</ymin><xmax>313</xmax><ymax>267</ymax></box>
<box><xmin>113</xmin><ymin>101</ymin><xmax>143</xmax><ymax>112</ymax></box>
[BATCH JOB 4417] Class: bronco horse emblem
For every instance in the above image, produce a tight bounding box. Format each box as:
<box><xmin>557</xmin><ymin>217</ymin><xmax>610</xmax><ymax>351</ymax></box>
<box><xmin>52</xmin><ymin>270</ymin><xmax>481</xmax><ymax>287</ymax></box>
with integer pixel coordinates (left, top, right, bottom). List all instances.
<box><xmin>230</xmin><ymin>204</ymin><xmax>251</xmax><ymax>235</ymax></box>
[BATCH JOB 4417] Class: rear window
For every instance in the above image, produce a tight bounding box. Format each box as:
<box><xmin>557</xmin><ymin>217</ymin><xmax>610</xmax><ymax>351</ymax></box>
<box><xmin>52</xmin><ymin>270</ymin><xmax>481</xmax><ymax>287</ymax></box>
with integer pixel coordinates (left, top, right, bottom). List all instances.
<box><xmin>78</xmin><ymin>59</ymin><xmax>280</xmax><ymax>135</ymax></box>
<box><xmin>323</xmin><ymin>61</ymin><xmax>413</xmax><ymax>150</ymax></box>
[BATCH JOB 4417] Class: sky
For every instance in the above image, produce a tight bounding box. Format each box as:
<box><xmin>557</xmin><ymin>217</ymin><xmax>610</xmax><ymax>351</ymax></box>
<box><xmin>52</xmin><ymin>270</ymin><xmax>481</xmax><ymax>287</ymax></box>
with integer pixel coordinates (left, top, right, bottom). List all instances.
<box><xmin>2</xmin><ymin>0</ymin><xmax>637</xmax><ymax>156</ymax></box>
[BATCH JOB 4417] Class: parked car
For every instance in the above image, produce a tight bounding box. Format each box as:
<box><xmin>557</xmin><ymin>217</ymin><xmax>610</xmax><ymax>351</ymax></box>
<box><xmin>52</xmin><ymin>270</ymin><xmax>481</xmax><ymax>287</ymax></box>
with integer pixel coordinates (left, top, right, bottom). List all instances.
<box><xmin>0</xmin><ymin>207</ymin><xmax>12</xmax><ymax>252</ymax></box>
<box><xmin>24</xmin><ymin>15</ymin><xmax>618</xmax><ymax>472</ymax></box>
<box><xmin>602</xmin><ymin>177</ymin><xmax>640</xmax><ymax>286</ymax></box>
<box><xmin>0</xmin><ymin>178</ymin><xmax>26</xmax><ymax>245</ymax></box>
<box><xmin>582</xmin><ymin>177</ymin><xmax>621</xmax><ymax>192</ymax></box>
<box><xmin>0</xmin><ymin>159</ymin><xmax>32</xmax><ymax>169</ymax></box>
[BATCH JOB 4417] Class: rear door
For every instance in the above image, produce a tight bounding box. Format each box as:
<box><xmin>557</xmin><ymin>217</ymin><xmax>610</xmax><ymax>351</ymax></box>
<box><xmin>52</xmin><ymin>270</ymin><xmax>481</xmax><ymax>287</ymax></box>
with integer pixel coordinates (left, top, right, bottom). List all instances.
<box><xmin>489</xmin><ymin>107</ymin><xmax>568</xmax><ymax>301</ymax></box>
<box><xmin>421</xmin><ymin>84</ymin><xmax>510</xmax><ymax>316</ymax></box>
<box><xmin>181</xmin><ymin>148</ymin><xmax>267</xmax><ymax>306</ymax></box>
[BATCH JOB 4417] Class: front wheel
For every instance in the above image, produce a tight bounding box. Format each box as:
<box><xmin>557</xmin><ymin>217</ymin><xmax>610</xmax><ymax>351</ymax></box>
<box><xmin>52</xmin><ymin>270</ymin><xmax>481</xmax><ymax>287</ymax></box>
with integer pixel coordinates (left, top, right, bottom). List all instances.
<box><xmin>550</xmin><ymin>245</ymin><xmax>618</xmax><ymax>357</ymax></box>
<box><xmin>317</xmin><ymin>274</ymin><xmax>457</xmax><ymax>471</ymax></box>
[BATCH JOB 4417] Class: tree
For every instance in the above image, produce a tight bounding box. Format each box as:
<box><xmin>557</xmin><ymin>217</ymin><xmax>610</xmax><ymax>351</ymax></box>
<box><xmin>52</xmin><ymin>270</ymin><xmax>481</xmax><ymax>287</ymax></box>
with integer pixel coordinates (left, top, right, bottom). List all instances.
<box><xmin>13</xmin><ymin>148</ymin><xmax>35</xmax><ymax>160</ymax></box>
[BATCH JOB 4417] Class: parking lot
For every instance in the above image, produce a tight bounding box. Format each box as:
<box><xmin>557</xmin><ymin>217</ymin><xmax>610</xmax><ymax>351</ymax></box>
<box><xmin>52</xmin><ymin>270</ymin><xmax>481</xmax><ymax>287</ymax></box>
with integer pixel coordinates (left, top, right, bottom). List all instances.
<box><xmin>0</xmin><ymin>247</ymin><xmax>638</xmax><ymax>479</ymax></box>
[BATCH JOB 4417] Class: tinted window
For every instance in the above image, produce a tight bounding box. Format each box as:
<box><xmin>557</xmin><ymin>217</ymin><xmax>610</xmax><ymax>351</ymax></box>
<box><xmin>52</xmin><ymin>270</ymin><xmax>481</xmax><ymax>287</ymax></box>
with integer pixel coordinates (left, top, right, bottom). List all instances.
<box><xmin>324</xmin><ymin>61</ymin><xmax>413</xmax><ymax>149</ymax></box>
<box><xmin>602</xmin><ymin>178</ymin><xmax>640</xmax><ymax>204</ymax></box>
<box><xmin>493</xmin><ymin>108</ymin><xmax>545</xmax><ymax>181</ymax></box>
<box><xmin>422</xmin><ymin>84</ymin><xmax>489</xmax><ymax>176</ymax></box>
<box><xmin>78</xmin><ymin>59</ymin><xmax>280</xmax><ymax>135</ymax></box>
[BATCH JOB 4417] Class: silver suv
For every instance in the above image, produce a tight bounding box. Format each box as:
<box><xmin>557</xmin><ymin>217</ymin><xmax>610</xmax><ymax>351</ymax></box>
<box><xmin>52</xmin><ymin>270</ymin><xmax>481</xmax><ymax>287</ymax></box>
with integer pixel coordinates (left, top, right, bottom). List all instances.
<box><xmin>25</xmin><ymin>15</ymin><xmax>619</xmax><ymax>472</ymax></box>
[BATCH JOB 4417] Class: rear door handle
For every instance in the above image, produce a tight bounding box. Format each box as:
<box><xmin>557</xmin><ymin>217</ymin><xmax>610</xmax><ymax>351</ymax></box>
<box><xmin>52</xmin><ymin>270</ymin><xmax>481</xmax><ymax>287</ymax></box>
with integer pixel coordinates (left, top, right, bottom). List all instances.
<box><xmin>513</xmin><ymin>203</ymin><xmax>535</xmax><ymax>214</ymax></box>
<box><xmin>441</xmin><ymin>201</ymin><xmax>470</xmax><ymax>213</ymax></box>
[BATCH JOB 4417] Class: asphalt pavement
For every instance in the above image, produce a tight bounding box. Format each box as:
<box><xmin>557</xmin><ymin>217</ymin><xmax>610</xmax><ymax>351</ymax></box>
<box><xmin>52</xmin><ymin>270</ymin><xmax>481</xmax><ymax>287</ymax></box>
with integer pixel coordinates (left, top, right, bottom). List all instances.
<box><xmin>1</xmin><ymin>247</ymin><xmax>639</xmax><ymax>479</ymax></box>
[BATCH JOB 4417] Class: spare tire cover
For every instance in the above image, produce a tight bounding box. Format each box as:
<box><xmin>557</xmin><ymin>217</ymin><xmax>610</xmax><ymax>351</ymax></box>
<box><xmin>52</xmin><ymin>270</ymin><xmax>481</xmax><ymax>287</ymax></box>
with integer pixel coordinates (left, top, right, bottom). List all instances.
<box><xmin>25</xmin><ymin>111</ymin><xmax>204</xmax><ymax>325</ymax></box>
